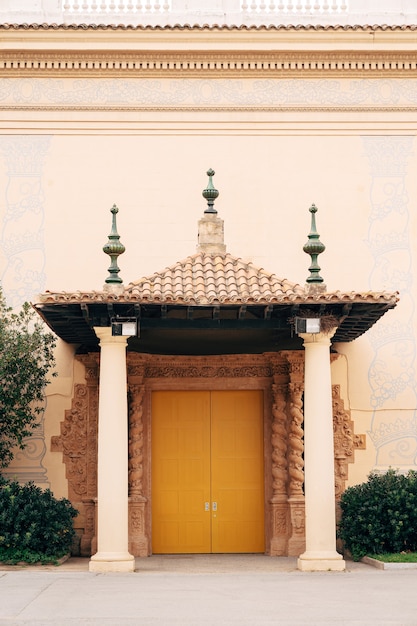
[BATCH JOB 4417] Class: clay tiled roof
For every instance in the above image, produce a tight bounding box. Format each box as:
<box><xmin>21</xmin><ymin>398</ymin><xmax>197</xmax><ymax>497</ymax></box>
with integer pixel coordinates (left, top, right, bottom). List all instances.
<box><xmin>35</xmin><ymin>252</ymin><xmax>398</xmax><ymax>347</ymax></box>
<box><xmin>125</xmin><ymin>253</ymin><xmax>305</xmax><ymax>304</ymax></box>
<box><xmin>1</xmin><ymin>24</ymin><xmax>416</xmax><ymax>31</ymax></box>
<box><xmin>38</xmin><ymin>252</ymin><xmax>398</xmax><ymax>307</ymax></box>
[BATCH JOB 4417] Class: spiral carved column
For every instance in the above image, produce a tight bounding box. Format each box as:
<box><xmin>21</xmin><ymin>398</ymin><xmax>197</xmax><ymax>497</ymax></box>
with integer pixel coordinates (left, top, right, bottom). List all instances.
<box><xmin>280</xmin><ymin>349</ymin><xmax>306</xmax><ymax>557</ymax></box>
<box><xmin>128</xmin><ymin>382</ymin><xmax>148</xmax><ymax>556</ymax></box>
<box><xmin>287</xmin><ymin>380</ymin><xmax>305</xmax><ymax>497</ymax></box>
<box><xmin>270</xmin><ymin>382</ymin><xmax>289</xmax><ymax>555</ymax></box>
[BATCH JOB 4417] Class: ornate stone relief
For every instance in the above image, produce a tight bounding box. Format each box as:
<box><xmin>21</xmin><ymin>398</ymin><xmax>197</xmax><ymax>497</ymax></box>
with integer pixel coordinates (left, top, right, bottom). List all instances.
<box><xmin>287</xmin><ymin>380</ymin><xmax>305</xmax><ymax>498</ymax></box>
<box><xmin>128</xmin><ymin>383</ymin><xmax>145</xmax><ymax>498</ymax></box>
<box><xmin>128</xmin><ymin>373</ymin><xmax>148</xmax><ymax>557</ymax></box>
<box><xmin>332</xmin><ymin>384</ymin><xmax>366</xmax><ymax>501</ymax></box>
<box><xmin>131</xmin><ymin>353</ymin><xmax>273</xmax><ymax>379</ymax></box>
<box><xmin>51</xmin><ymin>354</ymin><xmax>99</xmax><ymax>556</ymax></box>
<box><xmin>271</xmin><ymin>382</ymin><xmax>288</xmax><ymax>499</ymax></box>
<box><xmin>51</xmin><ymin>383</ymin><xmax>89</xmax><ymax>498</ymax></box>
<box><xmin>281</xmin><ymin>352</ymin><xmax>306</xmax><ymax>556</ymax></box>
<box><xmin>285</xmin><ymin>353</ymin><xmax>305</xmax><ymax>497</ymax></box>
<box><xmin>267</xmin><ymin>353</ymin><xmax>290</xmax><ymax>555</ymax></box>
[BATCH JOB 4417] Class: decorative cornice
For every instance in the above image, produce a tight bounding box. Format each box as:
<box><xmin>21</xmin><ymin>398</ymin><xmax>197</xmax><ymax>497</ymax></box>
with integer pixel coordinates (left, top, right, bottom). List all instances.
<box><xmin>1</xmin><ymin>51</ymin><xmax>417</xmax><ymax>78</ymax></box>
<box><xmin>2</xmin><ymin>23</ymin><xmax>417</xmax><ymax>80</ymax></box>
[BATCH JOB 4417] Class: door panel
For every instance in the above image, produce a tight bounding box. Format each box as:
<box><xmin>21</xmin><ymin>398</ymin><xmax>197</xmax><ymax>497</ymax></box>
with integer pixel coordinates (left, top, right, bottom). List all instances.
<box><xmin>152</xmin><ymin>390</ymin><xmax>264</xmax><ymax>554</ymax></box>
<box><xmin>152</xmin><ymin>391</ymin><xmax>211</xmax><ymax>554</ymax></box>
<box><xmin>211</xmin><ymin>391</ymin><xmax>265</xmax><ymax>553</ymax></box>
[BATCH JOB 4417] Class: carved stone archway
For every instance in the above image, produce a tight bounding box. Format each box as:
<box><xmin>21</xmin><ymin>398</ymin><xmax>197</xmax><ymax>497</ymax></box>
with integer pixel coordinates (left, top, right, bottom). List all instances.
<box><xmin>52</xmin><ymin>351</ymin><xmax>365</xmax><ymax>557</ymax></box>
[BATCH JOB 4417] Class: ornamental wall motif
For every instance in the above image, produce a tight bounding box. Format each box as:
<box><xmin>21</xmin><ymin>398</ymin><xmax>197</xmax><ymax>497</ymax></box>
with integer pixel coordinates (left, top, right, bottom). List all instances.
<box><xmin>2</xmin><ymin>78</ymin><xmax>417</xmax><ymax>112</ymax></box>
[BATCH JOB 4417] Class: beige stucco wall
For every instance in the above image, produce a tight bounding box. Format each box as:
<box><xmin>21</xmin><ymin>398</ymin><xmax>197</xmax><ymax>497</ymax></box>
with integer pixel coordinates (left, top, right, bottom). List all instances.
<box><xmin>1</xmin><ymin>25</ymin><xmax>417</xmax><ymax>496</ymax></box>
<box><xmin>0</xmin><ymin>129</ymin><xmax>412</xmax><ymax>295</ymax></box>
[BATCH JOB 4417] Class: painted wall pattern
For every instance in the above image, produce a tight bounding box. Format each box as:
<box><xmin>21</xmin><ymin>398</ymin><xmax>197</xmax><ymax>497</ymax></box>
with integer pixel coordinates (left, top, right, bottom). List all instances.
<box><xmin>363</xmin><ymin>136</ymin><xmax>417</xmax><ymax>471</ymax></box>
<box><xmin>0</xmin><ymin>135</ymin><xmax>50</xmax><ymax>305</ymax></box>
<box><xmin>0</xmin><ymin>135</ymin><xmax>51</xmax><ymax>485</ymax></box>
<box><xmin>1</xmin><ymin>78</ymin><xmax>417</xmax><ymax>108</ymax></box>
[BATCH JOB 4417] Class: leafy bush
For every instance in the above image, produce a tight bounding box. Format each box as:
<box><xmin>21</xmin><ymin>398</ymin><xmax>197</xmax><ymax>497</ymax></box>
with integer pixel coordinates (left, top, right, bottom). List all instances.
<box><xmin>338</xmin><ymin>469</ymin><xmax>417</xmax><ymax>561</ymax></box>
<box><xmin>0</xmin><ymin>477</ymin><xmax>78</xmax><ymax>564</ymax></box>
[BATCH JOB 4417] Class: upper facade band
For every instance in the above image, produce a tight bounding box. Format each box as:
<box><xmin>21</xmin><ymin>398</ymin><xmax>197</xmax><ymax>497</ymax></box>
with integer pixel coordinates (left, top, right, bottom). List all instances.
<box><xmin>1</xmin><ymin>0</ymin><xmax>417</xmax><ymax>27</ymax></box>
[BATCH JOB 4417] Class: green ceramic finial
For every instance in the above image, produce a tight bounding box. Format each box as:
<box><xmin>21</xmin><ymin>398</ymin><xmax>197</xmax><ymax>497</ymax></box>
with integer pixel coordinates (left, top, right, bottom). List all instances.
<box><xmin>303</xmin><ymin>203</ymin><xmax>326</xmax><ymax>285</ymax></box>
<box><xmin>202</xmin><ymin>168</ymin><xmax>219</xmax><ymax>214</ymax></box>
<box><xmin>103</xmin><ymin>204</ymin><xmax>125</xmax><ymax>284</ymax></box>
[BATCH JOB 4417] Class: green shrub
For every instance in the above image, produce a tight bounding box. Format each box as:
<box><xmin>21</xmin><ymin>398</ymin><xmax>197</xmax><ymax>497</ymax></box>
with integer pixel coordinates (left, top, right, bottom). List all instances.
<box><xmin>0</xmin><ymin>288</ymin><xmax>56</xmax><ymax>469</ymax></box>
<box><xmin>0</xmin><ymin>476</ymin><xmax>78</xmax><ymax>564</ymax></box>
<box><xmin>338</xmin><ymin>469</ymin><xmax>417</xmax><ymax>561</ymax></box>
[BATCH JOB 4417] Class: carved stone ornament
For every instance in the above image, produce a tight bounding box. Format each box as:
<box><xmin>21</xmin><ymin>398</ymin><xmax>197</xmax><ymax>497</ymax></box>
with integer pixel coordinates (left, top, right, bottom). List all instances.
<box><xmin>51</xmin><ymin>384</ymin><xmax>88</xmax><ymax>499</ymax></box>
<box><xmin>128</xmin><ymin>383</ymin><xmax>145</xmax><ymax>497</ymax></box>
<box><xmin>271</xmin><ymin>383</ymin><xmax>288</xmax><ymax>499</ymax></box>
<box><xmin>129</xmin><ymin>353</ymin><xmax>273</xmax><ymax>379</ymax></box>
<box><xmin>333</xmin><ymin>384</ymin><xmax>366</xmax><ymax>501</ymax></box>
<box><xmin>287</xmin><ymin>381</ymin><xmax>305</xmax><ymax>497</ymax></box>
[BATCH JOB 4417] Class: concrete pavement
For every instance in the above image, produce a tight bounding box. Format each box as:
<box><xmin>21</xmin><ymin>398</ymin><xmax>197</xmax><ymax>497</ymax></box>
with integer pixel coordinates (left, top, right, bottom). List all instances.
<box><xmin>0</xmin><ymin>555</ymin><xmax>416</xmax><ymax>625</ymax></box>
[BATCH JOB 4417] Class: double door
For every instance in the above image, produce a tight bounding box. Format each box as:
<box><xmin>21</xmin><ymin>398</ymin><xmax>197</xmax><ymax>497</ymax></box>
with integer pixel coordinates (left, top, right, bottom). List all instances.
<box><xmin>151</xmin><ymin>390</ymin><xmax>264</xmax><ymax>553</ymax></box>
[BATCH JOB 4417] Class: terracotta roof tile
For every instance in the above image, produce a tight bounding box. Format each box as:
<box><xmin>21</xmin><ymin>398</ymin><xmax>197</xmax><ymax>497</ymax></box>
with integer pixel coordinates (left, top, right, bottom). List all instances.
<box><xmin>1</xmin><ymin>24</ymin><xmax>416</xmax><ymax>32</ymax></box>
<box><xmin>37</xmin><ymin>252</ymin><xmax>399</xmax><ymax>307</ymax></box>
<box><xmin>118</xmin><ymin>252</ymin><xmax>392</xmax><ymax>305</ymax></box>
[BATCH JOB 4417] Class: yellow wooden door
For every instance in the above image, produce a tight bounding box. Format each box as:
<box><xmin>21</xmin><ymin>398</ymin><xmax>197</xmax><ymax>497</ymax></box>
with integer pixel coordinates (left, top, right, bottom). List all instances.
<box><xmin>211</xmin><ymin>390</ymin><xmax>265</xmax><ymax>553</ymax></box>
<box><xmin>152</xmin><ymin>390</ymin><xmax>264</xmax><ymax>554</ymax></box>
<box><xmin>151</xmin><ymin>391</ymin><xmax>212</xmax><ymax>554</ymax></box>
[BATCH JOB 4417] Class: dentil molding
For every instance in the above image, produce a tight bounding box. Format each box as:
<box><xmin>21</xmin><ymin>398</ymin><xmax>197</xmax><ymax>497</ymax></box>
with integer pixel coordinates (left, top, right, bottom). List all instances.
<box><xmin>1</xmin><ymin>51</ymin><xmax>417</xmax><ymax>77</ymax></box>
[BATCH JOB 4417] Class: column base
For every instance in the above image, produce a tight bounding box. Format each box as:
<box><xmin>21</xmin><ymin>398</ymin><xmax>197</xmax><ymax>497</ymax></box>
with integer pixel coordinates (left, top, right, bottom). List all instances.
<box><xmin>89</xmin><ymin>551</ymin><xmax>135</xmax><ymax>573</ymax></box>
<box><xmin>297</xmin><ymin>551</ymin><xmax>345</xmax><ymax>572</ymax></box>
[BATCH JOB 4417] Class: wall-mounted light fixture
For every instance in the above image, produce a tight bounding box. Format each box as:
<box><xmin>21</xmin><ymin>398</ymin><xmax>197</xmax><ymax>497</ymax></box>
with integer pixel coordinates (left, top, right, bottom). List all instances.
<box><xmin>295</xmin><ymin>317</ymin><xmax>321</xmax><ymax>335</ymax></box>
<box><xmin>111</xmin><ymin>318</ymin><xmax>138</xmax><ymax>337</ymax></box>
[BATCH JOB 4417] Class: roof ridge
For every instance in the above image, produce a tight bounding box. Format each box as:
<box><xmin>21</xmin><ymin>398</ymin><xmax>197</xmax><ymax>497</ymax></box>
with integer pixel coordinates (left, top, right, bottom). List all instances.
<box><xmin>1</xmin><ymin>23</ymin><xmax>416</xmax><ymax>31</ymax></box>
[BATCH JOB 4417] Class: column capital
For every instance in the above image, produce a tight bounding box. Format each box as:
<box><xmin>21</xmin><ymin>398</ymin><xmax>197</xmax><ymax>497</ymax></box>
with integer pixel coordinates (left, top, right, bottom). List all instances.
<box><xmin>94</xmin><ymin>326</ymin><xmax>128</xmax><ymax>346</ymax></box>
<box><xmin>300</xmin><ymin>328</ymin><xmax>337</xmax><ymax>347</ymax></box>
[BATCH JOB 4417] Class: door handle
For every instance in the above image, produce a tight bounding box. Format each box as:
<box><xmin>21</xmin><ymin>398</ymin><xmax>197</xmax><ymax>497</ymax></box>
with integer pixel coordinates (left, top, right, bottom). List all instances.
<box><xmin>212</xmin><ymin>502</ymin><xmax>217</xmax><ymax>511</ymax></box>
<box><xmin>205</xmin><ymin>502</ymin><xmax>210</xmax><ymax>511</ymax></box>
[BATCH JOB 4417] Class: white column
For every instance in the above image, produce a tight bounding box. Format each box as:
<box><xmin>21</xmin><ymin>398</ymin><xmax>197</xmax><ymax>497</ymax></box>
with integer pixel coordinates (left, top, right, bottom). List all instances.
<box><xmin>89</xmin><ymin>327</ymin><xmax>135</xmax><ymax>573</ymax></box>
<box><xmin>297</xmin><ymin>330</ymin><xmax>345</xmax><ymax>572</ymax></box>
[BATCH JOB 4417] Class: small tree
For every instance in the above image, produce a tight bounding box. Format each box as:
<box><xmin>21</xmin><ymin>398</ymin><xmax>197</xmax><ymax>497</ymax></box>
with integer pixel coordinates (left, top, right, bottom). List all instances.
<box><xmin>0</xmin><ymin>287</ymin><xmax>56</xmax><ymax>469</ymax></box>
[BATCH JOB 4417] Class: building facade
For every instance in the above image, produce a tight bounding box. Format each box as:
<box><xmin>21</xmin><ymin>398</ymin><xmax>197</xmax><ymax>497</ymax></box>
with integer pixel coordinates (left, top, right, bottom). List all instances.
<box><xmin>0</xmin><ymin>1</ymin><xmax>416</xmax><ymax>571</ymax></box>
